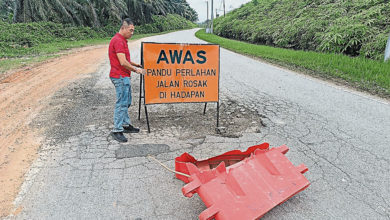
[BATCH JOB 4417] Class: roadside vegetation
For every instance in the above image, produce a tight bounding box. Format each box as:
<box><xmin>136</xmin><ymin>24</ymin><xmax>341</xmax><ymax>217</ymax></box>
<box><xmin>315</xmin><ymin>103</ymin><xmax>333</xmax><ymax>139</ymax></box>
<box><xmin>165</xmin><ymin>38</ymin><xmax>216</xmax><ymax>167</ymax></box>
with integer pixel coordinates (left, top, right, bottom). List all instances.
<box><xmin>0</xmin><ymin>31</ymin><xmax>183</xmax><ymax>74</ymax></box>
<box><xmin>0</xmin><ymin>0</ymin><xmax>198</xmax><ymax>74</ymax></box>
<box><xmin>196</xmin><ymin>29</ymin><xmax>390</xmax><ymax>98</ymax></box>
<box><xmin>0</xmin><ymin>14</ymin><xmax>195</xmax><ymax>73</ymax></box>
<box><xmin>0</xmin><ymin>14</ymin><xmax>195</xmax><ymax>58</ymax></box>
<box><xmin>214</xmin><ymin>0</ymin><xmax>390</xmax><ymax>61</ymax></box>
<box><xmin>0</xmin><ymin>15</ymin><xmax>196</xmax><ymax>74</ymax></box>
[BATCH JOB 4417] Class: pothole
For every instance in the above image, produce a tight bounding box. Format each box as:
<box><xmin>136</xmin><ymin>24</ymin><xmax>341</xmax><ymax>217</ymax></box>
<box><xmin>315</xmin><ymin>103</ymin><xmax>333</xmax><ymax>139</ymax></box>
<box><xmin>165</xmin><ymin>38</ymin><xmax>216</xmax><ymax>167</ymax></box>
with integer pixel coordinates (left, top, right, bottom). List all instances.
<box><xmin>137</xmin><ymin>97</ymin><xmax>265</xmax><ymax>139</ymax></box>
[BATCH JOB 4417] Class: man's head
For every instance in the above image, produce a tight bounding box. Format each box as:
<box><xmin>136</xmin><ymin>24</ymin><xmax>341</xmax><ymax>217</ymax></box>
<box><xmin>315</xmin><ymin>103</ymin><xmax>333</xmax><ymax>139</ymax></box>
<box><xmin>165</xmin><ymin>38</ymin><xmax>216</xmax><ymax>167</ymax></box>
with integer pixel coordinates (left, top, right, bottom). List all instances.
<box><xmin>119</xmin><ymin>18</ymin><xmax>134</xmax><ymax>39</ymax></box>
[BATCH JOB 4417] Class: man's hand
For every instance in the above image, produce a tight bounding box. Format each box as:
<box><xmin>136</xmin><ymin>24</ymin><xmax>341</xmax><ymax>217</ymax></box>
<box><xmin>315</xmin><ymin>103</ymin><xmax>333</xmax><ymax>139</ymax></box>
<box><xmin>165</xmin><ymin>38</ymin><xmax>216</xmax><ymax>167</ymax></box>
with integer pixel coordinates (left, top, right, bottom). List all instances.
<box><xmin>131</xmin><ymin>62</ymin><xmax>144</xmax><ymax>74</ymax></box>
<box><xmin>117</xmin><ymin>53</ymin><xmax>145</xmax><ymax>73</ymax></box>
<box><xmin>135</xmin><ymin>67</ymin><xmax>146</xmax><ymax>75</ymax></box>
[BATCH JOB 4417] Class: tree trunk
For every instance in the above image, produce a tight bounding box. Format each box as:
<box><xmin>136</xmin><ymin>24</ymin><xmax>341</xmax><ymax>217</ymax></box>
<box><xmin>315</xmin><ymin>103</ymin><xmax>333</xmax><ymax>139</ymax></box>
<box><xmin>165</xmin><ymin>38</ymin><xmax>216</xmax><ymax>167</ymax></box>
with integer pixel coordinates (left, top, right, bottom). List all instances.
<box><xmin>13</xmin><ymin>0</ymin><xmax>23</xmax><ymax>23</ymax></box>
<box><xmin>89</xmin><ymin>2</ymin><xmax>100</xmax><ymax>27</ymax></box>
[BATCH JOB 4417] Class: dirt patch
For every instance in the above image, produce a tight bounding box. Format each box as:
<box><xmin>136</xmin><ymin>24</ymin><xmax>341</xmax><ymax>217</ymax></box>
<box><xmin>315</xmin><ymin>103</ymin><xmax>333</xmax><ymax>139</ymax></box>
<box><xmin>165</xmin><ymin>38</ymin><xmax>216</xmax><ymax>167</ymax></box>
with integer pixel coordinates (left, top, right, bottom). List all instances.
<box><xmin>0</xmin><ymin>44</ymin><xmax>108</xmax><ymax>217</ymax></box>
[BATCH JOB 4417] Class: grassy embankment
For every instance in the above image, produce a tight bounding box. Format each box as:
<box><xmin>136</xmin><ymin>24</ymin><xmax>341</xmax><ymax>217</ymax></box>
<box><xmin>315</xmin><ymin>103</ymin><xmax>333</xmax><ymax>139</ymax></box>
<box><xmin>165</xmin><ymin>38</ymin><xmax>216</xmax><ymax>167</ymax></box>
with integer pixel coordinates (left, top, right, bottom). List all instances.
<box><xmin>214</xmin><ymin>0</ymin><xmax>390</xmax><ymax>60</ymax></box>
<box><xmin>196</xmin><ymin>29</ymin><xmax>390</xmax><ymax>98</ymax></box>
<box><xmin>0</xmin><ymin>14</ymin><xmax>196</xmax><ymax>73</ymax></box>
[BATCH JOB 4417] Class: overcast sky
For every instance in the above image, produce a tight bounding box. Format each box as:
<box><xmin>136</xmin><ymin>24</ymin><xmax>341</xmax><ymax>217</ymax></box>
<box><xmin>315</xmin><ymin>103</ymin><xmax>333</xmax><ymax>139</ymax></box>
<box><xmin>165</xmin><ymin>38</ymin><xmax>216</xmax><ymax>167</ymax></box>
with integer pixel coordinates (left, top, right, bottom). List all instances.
<box><xmin>187</xmin><ymin>0</ymin><xmax>252</xmax><ymax>22</ymax></box>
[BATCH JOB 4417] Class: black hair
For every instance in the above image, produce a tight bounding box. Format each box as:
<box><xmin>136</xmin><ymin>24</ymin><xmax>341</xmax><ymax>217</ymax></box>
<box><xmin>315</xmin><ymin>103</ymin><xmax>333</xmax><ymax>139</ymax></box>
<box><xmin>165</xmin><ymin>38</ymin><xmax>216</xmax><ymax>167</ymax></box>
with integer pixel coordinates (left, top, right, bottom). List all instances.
<box><xmin>121</xmin><ymin>18</ymin><xmax>134</xmax><ymax>28</ymax></box>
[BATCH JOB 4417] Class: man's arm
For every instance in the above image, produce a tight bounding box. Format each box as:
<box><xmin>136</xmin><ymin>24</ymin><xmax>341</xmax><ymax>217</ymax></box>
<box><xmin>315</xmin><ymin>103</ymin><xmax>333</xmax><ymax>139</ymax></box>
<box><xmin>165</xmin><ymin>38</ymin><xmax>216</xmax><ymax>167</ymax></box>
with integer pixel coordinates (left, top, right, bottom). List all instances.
<box><xmin>117</xmin><ymin>53</ymin><xmax>144</xmax><ymax>74</ymax></box>
<box><xmin>130</xmin><ymin>61</ymin><xmax>142</xmax><ymax>68</ymax></box>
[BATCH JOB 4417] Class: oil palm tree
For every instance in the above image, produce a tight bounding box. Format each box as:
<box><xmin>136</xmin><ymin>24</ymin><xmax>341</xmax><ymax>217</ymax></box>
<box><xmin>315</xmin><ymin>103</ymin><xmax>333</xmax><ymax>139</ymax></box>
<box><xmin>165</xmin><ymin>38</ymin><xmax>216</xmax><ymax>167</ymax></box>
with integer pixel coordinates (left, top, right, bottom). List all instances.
<box><xmin>11</xmin><ymin>0</ymin><xmax>197</xmax><ymax>26</ymax></box>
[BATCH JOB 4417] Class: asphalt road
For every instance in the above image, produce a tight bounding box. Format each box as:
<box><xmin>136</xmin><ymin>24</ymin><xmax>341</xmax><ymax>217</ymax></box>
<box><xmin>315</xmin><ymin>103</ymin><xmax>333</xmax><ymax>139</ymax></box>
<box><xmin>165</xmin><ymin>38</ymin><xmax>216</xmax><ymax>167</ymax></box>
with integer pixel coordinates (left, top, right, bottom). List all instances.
<box><xmin>8</xmin><ymin>29</ymin><xmax>390</xmax><ymax>219</ymax></box>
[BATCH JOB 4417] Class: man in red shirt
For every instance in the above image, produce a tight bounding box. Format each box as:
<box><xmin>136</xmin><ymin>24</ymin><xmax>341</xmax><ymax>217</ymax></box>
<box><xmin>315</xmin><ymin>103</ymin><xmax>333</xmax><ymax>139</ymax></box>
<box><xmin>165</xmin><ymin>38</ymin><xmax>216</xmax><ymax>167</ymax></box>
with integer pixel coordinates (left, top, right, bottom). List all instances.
<box><xmin>109</xmin><ymin>18</ymin><xmax>145</xmax><ymax>143</ymax></box>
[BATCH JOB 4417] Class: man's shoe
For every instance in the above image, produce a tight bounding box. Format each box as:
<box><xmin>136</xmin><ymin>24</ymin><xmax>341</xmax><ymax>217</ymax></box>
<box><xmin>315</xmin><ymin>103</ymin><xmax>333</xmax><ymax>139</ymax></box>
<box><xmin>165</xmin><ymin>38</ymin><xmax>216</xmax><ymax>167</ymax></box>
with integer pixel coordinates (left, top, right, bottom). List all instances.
<box><xmin>111</xmin><ymin>132</ymin><xmax>128</xmax><ymax>142</ymax></box>
<box><xmin>123</xmin><ymin>125</ymin><xmax>140</xmax><ymax>133</ymax></box>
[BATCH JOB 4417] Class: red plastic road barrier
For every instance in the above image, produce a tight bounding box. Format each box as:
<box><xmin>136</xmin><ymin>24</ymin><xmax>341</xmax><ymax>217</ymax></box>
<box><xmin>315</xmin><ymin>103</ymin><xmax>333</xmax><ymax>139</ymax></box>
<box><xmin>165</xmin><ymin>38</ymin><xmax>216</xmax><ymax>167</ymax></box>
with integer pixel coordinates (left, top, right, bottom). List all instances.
<box><xmin>175</xmin><ymin>143</ymin><xmax>270</xmax><ymax>183</ymax></box>
<box><xmin>175</xmin><ymin>144</ymin><xmax>310</xmax><ymax>220</ymax></box>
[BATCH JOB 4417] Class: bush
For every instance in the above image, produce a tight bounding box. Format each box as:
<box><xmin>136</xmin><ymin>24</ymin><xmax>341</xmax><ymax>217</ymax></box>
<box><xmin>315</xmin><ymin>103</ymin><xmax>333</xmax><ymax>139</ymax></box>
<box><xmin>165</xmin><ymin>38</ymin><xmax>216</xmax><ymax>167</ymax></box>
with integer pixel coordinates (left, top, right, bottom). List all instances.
<box><xmin>0</xmin><ymin>14</ymin><xmax>196</xmax><ymax>58</ymax></box>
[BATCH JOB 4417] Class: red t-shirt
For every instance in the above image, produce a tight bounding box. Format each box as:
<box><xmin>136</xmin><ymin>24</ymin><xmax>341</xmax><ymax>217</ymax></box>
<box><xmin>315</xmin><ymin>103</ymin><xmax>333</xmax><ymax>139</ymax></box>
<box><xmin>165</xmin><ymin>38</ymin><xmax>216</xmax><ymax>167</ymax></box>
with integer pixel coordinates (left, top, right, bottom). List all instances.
<box><xmin>109</xmin><ymin>33</ymin><xmax>131</xmax><ymax>78</ymax></box>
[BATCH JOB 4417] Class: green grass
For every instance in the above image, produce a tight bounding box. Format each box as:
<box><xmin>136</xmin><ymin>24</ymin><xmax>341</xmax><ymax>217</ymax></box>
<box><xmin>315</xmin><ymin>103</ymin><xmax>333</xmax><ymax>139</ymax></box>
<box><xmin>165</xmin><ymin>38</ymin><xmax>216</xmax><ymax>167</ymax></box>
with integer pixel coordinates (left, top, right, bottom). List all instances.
<box><xmin>196</xmin><ymin>29</ymin><xmax>390</xmax><ymax>97</ymax></box>
<box><xmin>0</xmin><ymin>30</ymin><xmax>185</xmax><ymax>74</ymax></box>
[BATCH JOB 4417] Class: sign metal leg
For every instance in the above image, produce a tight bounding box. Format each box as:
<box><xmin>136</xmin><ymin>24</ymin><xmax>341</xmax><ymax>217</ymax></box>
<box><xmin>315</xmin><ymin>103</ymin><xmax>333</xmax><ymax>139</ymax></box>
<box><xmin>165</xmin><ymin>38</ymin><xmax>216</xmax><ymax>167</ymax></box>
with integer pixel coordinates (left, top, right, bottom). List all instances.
<box><xmin>217</xmin><ymin>102</ymin><xmax>220</xmax><ymax>128</ymax></box>
<box><xmin>142</xmin><ymin>74</ymin><xmax>151</xmax><ymax>133</ymax></box>
<box><xmin>138</xmin><ymin>74</ymin><xmax>143</xmax><ymax>120</ymax></box>
<box><xmin>145</xmin><ymin>104</ymin><xmax>150</xmax><ymax>133</ymax></box>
